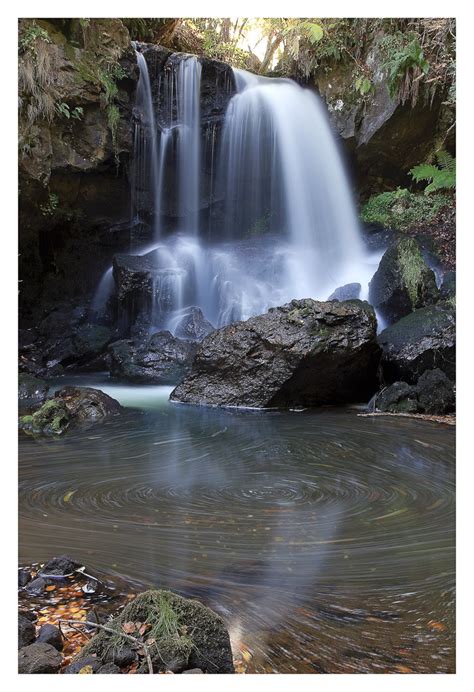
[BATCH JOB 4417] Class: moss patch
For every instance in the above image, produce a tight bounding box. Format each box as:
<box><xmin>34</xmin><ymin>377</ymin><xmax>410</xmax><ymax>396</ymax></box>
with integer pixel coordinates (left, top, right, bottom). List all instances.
<box><xmin>397</xmin><ymin>238</ymin><xmax>427</xmax><ymax>307</ymax></box>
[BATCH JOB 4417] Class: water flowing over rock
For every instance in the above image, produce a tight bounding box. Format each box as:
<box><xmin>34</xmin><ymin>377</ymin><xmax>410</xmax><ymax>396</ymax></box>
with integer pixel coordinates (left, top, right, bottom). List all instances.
<box><xmin>369</xmin><ymin>237</ymin><xmax>439</xmax><ymax>325</ymax></box>
<box><xmin>377</xmin><ymin>303</ymin><xmax>455</xmax><ymax>384</ymax></box>
<box><xmin>108</xmin><ymin>332</ymin><xmax>197</xmax><ymax>384</ymax></box>
<box><xmin>171</xmin><ymin>299</ymin><xmax>380</xmax><ymax>408</ymax></box>
<box><xmin>95</xmin><ymin>51</ymin><xmax>374</xmax><ymax>340</ymax></box>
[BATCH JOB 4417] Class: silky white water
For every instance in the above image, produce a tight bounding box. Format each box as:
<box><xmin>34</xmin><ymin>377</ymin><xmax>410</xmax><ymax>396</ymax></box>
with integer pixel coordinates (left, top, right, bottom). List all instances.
<box><xmin>94</xmin><ymin>55</ymin><xmax>378</xmax><ymax>333</ymax></box>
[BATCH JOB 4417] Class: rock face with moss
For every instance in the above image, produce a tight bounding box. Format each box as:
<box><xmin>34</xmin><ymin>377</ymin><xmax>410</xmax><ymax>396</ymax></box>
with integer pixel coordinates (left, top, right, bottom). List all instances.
<box><xmin>19</xmin><ymin>386</ymin><xmax>123</xmax><ymax>435</ymax></box>
<box><xmin>76</xmin><ymin>590</ymin><xmax>234</xmax><ymax>674</ymax></box>
<box><xmin>377</xmin><ymin>303</ymin><xmax>455</xmax><ymax>384</ymax></box>
<box><xmin>369</xmin><ymin>237</ymin><xmax>439</xmax><ymax>325</ymax></box>
<box><xmin>171</xmin><ymin>299</ymin><xmax>380</xmax><ymax>408</ymax></box>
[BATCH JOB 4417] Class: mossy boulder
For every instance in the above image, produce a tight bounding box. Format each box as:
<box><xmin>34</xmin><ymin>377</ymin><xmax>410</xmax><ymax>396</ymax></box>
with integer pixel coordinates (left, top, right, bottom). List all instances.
<box><xmin>369</xmin><ymin>382</ymin><xmax>421</xmax><ymax>414</ymax></box>
<box><xmin>171</xmin><ymin>299</ymin><xmax>381</xmax><ymax>408</ymax></box>
<box><xmin>19</xmin><ymin>386</ymin><xmax>122</xmax><ymax>435</ymax></box>
<box><xmin>77</xmin><ymin>590</ymin><xmax>234</xmax><ymax>674</ymax></box>
<box><xmin>369</xmin><ymin>237</ymin><xmax>439</xmax><ymax>325</ymax></box>
<box><xmin>377</xmin><ymin>303</ymin><xmax>455</xmax><ymax>384</ymax></box>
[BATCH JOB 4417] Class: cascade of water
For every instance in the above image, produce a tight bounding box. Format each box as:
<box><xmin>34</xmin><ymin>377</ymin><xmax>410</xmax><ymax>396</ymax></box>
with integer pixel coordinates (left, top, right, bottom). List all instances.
<box><xmin>163</xmin><ymin>56</ymin><xmax>202</xmax><ymax>233</ymax></box>
<box><xmin>95</xmin><ymin>57</ymin><xmax>379</xmax><ymax>335</ymax></box>
<box><xmin>131</xmin><ymin>46</ymin><xmax>160</xmax><ymax>239</ymax></box>
<box><xmin>218</xmin><ymin>69</ymin><xmax>366</xmax><ymax>299</ymax></box>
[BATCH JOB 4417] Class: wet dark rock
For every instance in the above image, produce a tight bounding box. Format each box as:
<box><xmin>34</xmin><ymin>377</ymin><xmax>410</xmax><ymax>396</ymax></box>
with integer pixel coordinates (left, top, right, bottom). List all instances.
<box><xmin>182</xmin><ymin>668</ymin><xmax>204</xmax><ymax>674</ymax></box>
<box><xmin>174</xmin><ymin>307</ymin><xmax>215</xmax><ymax>342</ymax></box>
<box><xmin>18</xmin><ymin>569</ymin><xmax>32</xmax><ymax>587</ymax></box>
<box><xmin>369</xmin><ymin>382</ymin><xmax>421</xmax><ymax>414</ymax></box>
<box><xmin>416</xmin><ymin>368</ymin><xmax>455</xmax><ymax>414</ymax></box>
<box><xmin>327</xmin><ymin>283</ymin><xmax>361</xmax><ymax>301</ymax></box>
<box><xmin>19</xmin><ymin>328</ymin><xmax>39</xmax><ymax>349</ymax></box>
<box><xmin>378</xmin><ymin>303</ymin><xmax>455</xmax><ymax>384</ymax></box>
<box><xmin>18</xmin><ymin>642</ymin><xmax>62</xmax><ymax>674</ymax></box>
<box><xmin>19</xmin><ymin>387</ymin><xmax>123</xmax><ymax>435</ymax></box>
<box><xmin>369</xmin><ymin>237</ymin><xmax>439</xmax><ymax>325</ymax></box>
<box><xmin>440</xmin><ymin>271</ymin><xmax>456</xmax><ymax>301</ymax></box>
<box><xmin>80</xmin><ymin>589</ymin><xmax>234</xmax><ymax>674</ymax></box>
<box><xmin>63</xmin><ymin>654</ymin><xmax>104</xmax><ymax>674</ymax></box>
<box><xmin>18</xmin><ymin>373</ymin><xmax>49</xmax><ymax>403</ymax></box>
<box><xmin>171</xmin><ymin>299</ymin><xmax>380</xmax><ymax>408</ymax></box>
<box><xmin>26</xmin><ymin>577</ymin><xmax>47</xmax><ymax>595</ymax></box>
<box><xmin>19</xmin><ymin>615</ymin><xmax>36</xmax><ymax>649</ymax></box>
<box><xmin>96</xmin><ymin>662</ymin><xmax>122</xmax><ymax>674</ymax></box>
<box><xmin>42</xmin><ymin>555</ymin><xmax>81</xmax><ymax>577</ymax></box>
<box><xmin>104</xmin><ymin>645</ymin><xmax>136</xmax><ymax>667</ymax></box>
<box><xmin>37</xmin><ymin>624</ymin><xmax>63</xmax><ymax>652</ymax></box>
<box><xmin>108</xmin><ymin>332</ymin><xmax>197</xmax><ymax>384</ymax></box>
<box><xmin>42</xmin><ymin>323</ymin><xmax>112</xmax><ymax>370</ymax></box>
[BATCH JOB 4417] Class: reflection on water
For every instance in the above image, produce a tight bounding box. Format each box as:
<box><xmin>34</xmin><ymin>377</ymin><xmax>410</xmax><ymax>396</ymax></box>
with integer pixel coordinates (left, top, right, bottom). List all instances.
<box><xmin>19</xmin><ymin>379</ymin><xmax>455</xmax><ymax>673</ymax></box>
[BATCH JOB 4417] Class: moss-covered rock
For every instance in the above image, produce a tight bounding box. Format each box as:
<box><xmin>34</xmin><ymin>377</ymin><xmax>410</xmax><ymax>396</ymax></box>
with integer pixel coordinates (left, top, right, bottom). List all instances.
<box><xmin>77</xmin><ymin>590</ymin><xmax>234</xmax><ymax>674</ymax></box>
<box><xmin>369</xmin><ymin>381</ymin><xmax>421</xmax><ymax>414</ymax></box>
<box><xmin>369</xmin><ymin>237</ymin><xmax>439</xmax><ymax>325</ymax></box>
<box><xmin>19</xmin><ymin>386</ymin><xmax>122</xmax><ymax>435</ymax></box>
<box><xmin>377</xmin><ymin>303</ymin><xmax>455</xmax><ymax>384</ymax></box>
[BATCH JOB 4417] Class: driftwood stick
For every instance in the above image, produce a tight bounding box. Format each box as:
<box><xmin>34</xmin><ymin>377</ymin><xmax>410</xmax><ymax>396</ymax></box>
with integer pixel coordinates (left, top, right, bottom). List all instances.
<box><xmin>59</xmin><ymin>619</ymin><xmax>154</xmax><ymax>674</ymax></box>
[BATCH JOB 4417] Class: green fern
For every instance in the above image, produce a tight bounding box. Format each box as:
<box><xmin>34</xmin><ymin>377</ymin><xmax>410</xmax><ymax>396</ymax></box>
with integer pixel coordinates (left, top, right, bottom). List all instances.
<box><xmin>410</xmin><ymin>151</ymin><xmax>456</xmax><ymax>194</ymax></box>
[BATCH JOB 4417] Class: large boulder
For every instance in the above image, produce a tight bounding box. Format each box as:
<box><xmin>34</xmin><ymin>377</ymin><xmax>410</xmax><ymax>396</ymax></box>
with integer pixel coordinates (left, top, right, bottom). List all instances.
<box><xmin>377</xmin><ymin>303</ymin><xmax>455</xmax><ymax>384</ymax></box>
<box><xmin>108</xmin><ymin>332</ymin><xmax>197</xmax><ymax>384</ymax></box>
<box><xmin>18</xmin><ymin>642</ymin><xmax>62</xmax><ymax>674</ymax></box>
<box><xmin>171</xmin><ymin>299</ymin><xmax>381</xmax><ymax>408</ymax></box>
<box><xmin>369</xmin><ymin>237</ymin><xmax>439</xmax><ymax>325</ymax></box>
<box><xmin>19</xmin><ymin>387</ymin><xmax>123</xmax><ymax>435</ymax></box>
<box><xmin>369</xmin><ymin>382</ymin><xmax>421</xmax><ymax>414</ymax></box>
<box><xmin>77</xmin><ymin>590</ymin><xmax>234</xmax><ymax>674</ymax></box>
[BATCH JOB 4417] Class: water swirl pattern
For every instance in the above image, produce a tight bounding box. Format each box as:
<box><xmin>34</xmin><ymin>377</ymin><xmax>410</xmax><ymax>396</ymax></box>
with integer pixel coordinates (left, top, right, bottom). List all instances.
<box><xmin>19</xmin><ymin>379</ymin><xmax>455</xmax><ymax>673</ymax></box>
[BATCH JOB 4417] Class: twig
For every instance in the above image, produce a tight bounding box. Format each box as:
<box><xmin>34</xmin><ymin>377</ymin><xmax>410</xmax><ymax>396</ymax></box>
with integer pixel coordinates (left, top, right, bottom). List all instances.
<box><xmin>59</xmin><ymin>619</ymin><xmax>154</xmax><ymax>674</ymax></box>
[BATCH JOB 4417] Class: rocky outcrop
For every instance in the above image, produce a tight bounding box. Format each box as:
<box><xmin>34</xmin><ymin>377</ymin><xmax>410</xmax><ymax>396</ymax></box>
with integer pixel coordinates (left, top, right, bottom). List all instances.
<box><xmin>369</xmin><ymin>237</ymin><xmax>439</xmax><ymax>325</ymax></box>
<box><xmin>171</xmin><ymin>299</ymin><xmax>380</xmax><ymax>408</ymax></box>
<box><xmin>108</xmin><ymin>332</ymin><xmax>197</xmax><ymax>384</ymax></box>
<box><xmin>377</xmin><ymin>303</ymin><xmax>455</xmax><ymax>384</ymax></box>
<box><xmin>369</xmin><ymin>382</ymin><xmax>420</xmax><ymax>414</ymax></box>
<box><xmin>18</xmin><ymin>615</ymin><xmax>36</xmax><ymax>649</ymax></box>
<box><xmin>327</xmin><ymin>283</ymin><xmax>361</xmax><ymax>301</ymax></box>
<box><xmin>440</xmin><ymin>270</ymin><xmax>456</xmax><ymax>301</ymax></box>
<box><xmin>19</xmin><ymin>386</ymin><xmax>123</xmax><ymax>435</ymax></box>
<box><xmin>77</xmin><ymin>590</ymin><xmax>234</xmax><ymax>674</ymax></box>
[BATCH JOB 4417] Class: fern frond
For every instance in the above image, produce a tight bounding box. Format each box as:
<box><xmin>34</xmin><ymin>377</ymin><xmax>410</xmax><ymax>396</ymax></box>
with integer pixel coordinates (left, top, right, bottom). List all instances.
<box><xmin>409</xmin><ymin>163</ymin><xmax>440</xmax><ymax>183</ymax></box>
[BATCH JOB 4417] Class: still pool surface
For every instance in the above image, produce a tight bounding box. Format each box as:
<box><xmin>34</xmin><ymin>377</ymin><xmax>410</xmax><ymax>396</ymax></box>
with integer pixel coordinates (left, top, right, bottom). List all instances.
<box><xmin>19</xmin><ymin>378</ymin><xmax>455</xmax><ymax>673</ymax></box>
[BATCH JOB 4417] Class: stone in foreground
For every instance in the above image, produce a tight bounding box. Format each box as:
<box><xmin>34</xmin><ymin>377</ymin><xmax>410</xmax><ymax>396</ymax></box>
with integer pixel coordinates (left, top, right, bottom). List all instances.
<box><xmin>171</xmin><ymin>299</ymin><xmax>380</xmax><ymax>408</ymax></box>
<box><xmin>18</xmin><ymin>642</ymin><xmax>62</xmax><ymax>674</ymax></box>
<box><xmin>76</xmin><ymin>590</ymin><xmax>234</xmax><ymax>674</ymax></box>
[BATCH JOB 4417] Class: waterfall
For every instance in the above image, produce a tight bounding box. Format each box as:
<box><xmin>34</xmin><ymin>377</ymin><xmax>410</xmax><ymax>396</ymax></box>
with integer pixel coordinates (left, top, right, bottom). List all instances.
<box><xmin>94</xmin><ymin>55</ymin><xmax>377</xmax><ymax>334</ymax></box>
<box><xmin>219</xmin><ymin>70</ymin><xmax>365</xmax><ymax>297</ymax></box>
<box><xmin>131</xmin><ymin>46</ymin><xmax>160</xmax><ymax>239</ymax></box>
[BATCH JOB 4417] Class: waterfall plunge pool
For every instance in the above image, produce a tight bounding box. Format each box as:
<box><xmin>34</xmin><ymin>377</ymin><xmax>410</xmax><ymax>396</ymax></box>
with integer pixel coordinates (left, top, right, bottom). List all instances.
<box><xmin>19</xmin><ymin>376</ymin><xmax>455</xmax><ymax>673</ymax></box>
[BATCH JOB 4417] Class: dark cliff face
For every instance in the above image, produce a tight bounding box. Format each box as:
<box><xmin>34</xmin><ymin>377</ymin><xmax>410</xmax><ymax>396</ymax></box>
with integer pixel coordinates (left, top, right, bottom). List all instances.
<box><xmin>18</xmin><ymin>25</ymin><xmax>236</xmax><ymax>326</ymax></box>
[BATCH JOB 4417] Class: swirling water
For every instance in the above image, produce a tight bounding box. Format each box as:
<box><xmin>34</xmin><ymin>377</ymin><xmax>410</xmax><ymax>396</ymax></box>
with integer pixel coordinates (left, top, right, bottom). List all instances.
<box><xmin>19</xmin><ymin>380</ymin><xmax>455</xmax><ymax>673</ymax></box>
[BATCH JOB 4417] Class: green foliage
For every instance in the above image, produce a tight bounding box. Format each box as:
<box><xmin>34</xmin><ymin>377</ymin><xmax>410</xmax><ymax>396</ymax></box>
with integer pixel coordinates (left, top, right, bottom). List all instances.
<box><xmin>55</xmin><ymin>103</ymin><xmax>84</xmax><ymax>120</ymax></box>
<box><xmin>409</xmin><ymin>151</ymin><xmax>456</xmax><ymax>194</ymax></box>
<box><xmin>19</xmin><ymin>21</ymin><xmax>51</xmax><ymax>54</ymax></box>
<box><xmin>40</xmin><ymin>192</ymin><xmax>59</xmax><ymax>217</ymax></box>
<box><xmin>355</xmin><ymin>74</ymin><xmax>373</xmax><ymax>96</ymax></box>
<box><xmin>360</xmin><ymin>188</ymin><xmax>450</xmax><ymax>231</ymax></box>
<box><xmin>379</xmin><ymin>34</ymin><xmax>429</xmax><ymax>105</ymax></box>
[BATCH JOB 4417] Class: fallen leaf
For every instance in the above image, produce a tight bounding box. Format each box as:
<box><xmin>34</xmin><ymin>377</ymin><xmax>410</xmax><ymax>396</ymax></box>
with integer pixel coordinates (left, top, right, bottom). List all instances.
<box><xmin>45</xmin><ymin>585</ymin><xmax>56</xmax><ymax>592</ymax></box>
<box><xmin>427</xmin><ymin>620</ymin><xmax>446</xmax><ymax>632</ymax></box>
<box><xmin>63</xmin><ymin>490</ymin><xmax>76</xmax><ymax>503</ymax></box>
<box><xmin>79</xmin><ymin>665</ymin><xmax>94</xmax><ymax>674</ymax></box>
<box><xmin>122</xmin><ymin>621</ymin><xmax>136</xmax><ymax>634</ymax></box>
